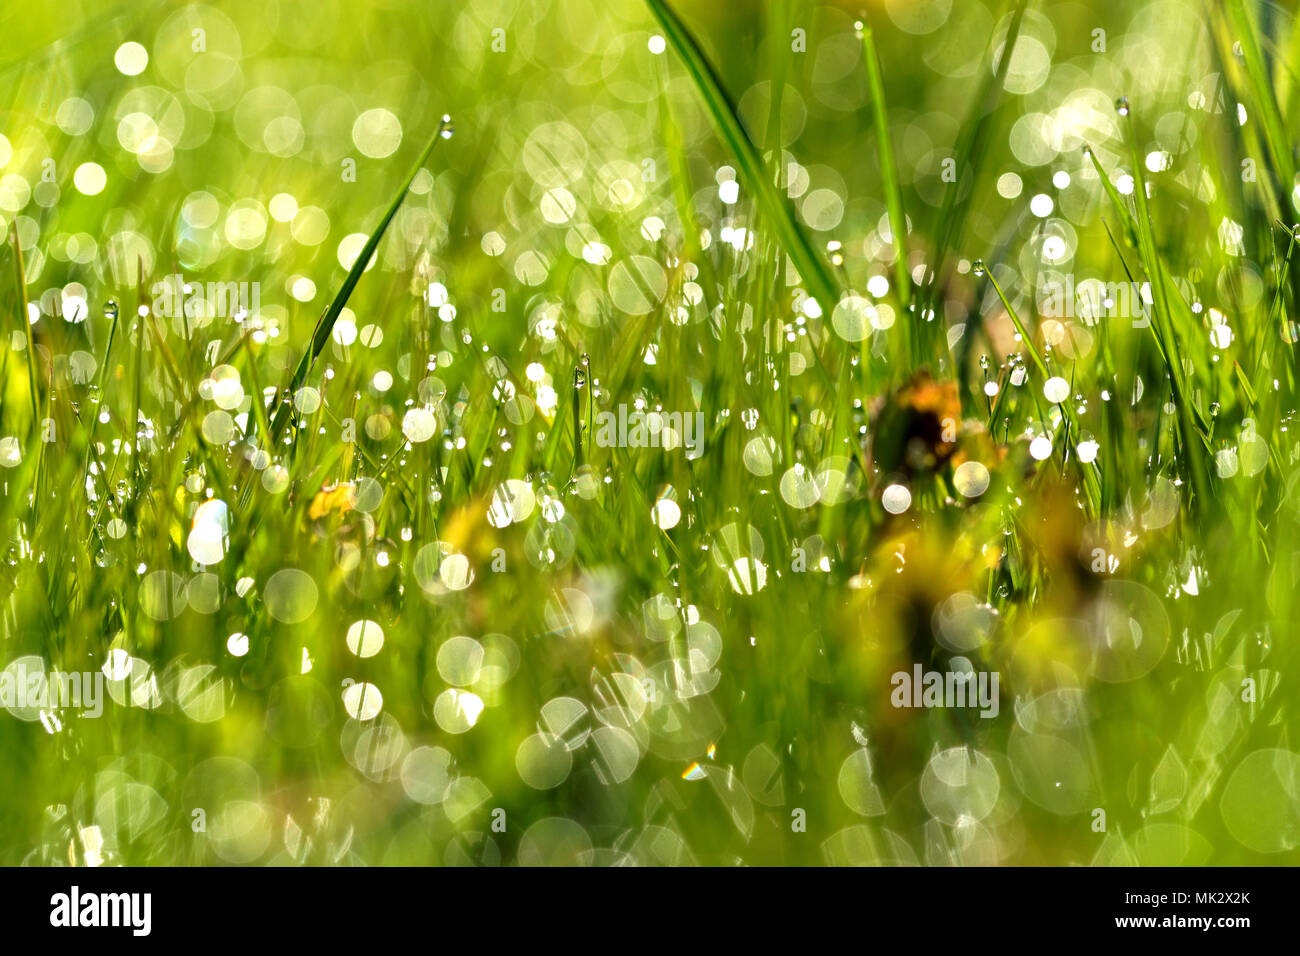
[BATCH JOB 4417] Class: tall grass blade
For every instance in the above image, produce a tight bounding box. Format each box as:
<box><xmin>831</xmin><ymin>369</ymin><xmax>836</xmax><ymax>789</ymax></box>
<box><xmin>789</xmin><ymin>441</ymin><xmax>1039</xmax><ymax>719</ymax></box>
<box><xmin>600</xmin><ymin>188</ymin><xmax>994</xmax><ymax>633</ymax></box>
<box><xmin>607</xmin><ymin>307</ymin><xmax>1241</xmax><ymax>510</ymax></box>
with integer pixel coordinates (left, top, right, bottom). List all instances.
<box><xmin>264</xmin><ymin>116</ymin><xmax>453</xmax><ymax>450</ymax></box>
<box><xmin>1116</xmin><ymin>106</ymin><xmax>1213</xmax><ymax>505</ymax></box>
<box><xmin>1220</xmin><ymin>0</ymin><xmax>1296</xmax><ymax>212</ymax></box>
<box><xmin>858</xmin><ymin>14</ymin><xmax>913</xmax><ymax>363</ymax></box>
<box><xmin>10</xmin><ymin>223</ymin><xmax>39</xmax><ymax>422</ymax></box>
<box><xmin>918</xmin><ymin>0</ymin><xmax>1029</xmax><ymax>361</ymax></box>
<box><xmin>644</xmin><ymin>0</ymin><xmax>842</xmax><ymax>321</ymax></box>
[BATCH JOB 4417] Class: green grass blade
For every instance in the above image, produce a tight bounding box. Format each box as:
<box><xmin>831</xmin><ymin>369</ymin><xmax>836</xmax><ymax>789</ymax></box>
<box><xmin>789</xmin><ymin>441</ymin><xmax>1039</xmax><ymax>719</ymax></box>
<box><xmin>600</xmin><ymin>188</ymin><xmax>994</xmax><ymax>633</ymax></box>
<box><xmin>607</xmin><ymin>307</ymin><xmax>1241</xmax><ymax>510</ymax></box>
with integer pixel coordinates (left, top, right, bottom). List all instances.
<box><xmin>1220</xmin><ymin>0</ymin><xmax>1296</xmax><ymax>208</ymax></box>
<box><xmin>644</xmin><ymin>0</ymin><xmax>842</xmax><ymax>321</ymax></box>
<box><xmin>918</xmin><ymin>0</ymin><xmax>1029</xmax><ymax>361</ymax></box>
<box><xmin>1116</xmin><ymin>102</ymin><xmax>1213</xmax><ymax>504</ymax></box>
<box><xmin>10</xmin><ymin>223</ymin><xmax>39</xmax><ymax>423</ymax></box>
<box><xmin>858</xmin><ymin>15</ymin><xmax>913</xmax><ymax>357</ymax></box>
<box><xmin>264</xmin><ymin>116</ymin><xmax>453</xmax><ymax>449</ymax></box>
<box><xmin>984</xmin><ymin>268</ymin><xmax>1101</xmax><ymax>516</ymax></box>
<box><xmin>1085</xmin><ymin>142</ymin><xmax>1212</xmax><ymax>439</ymax></box>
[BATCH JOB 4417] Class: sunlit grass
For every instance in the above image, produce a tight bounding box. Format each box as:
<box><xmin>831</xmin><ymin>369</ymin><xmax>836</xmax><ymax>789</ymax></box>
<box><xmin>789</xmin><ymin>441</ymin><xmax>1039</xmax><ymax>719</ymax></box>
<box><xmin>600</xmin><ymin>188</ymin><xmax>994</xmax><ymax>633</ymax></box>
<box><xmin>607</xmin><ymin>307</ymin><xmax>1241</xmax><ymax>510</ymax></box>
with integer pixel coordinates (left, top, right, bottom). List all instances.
<box><xmin>0</xmin><ymin>0</ymin><xmax>1297</xmax><ymax>866</ymax></box>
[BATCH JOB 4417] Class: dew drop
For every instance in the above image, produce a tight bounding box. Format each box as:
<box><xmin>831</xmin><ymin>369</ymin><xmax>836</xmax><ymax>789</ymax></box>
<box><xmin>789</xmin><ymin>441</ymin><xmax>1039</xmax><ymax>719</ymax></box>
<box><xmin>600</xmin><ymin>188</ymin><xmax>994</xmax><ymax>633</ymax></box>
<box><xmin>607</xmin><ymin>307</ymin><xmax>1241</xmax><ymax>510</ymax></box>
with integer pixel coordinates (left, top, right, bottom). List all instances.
<box><xmin>1043</xmin><ymin>376</ymin><xmax>1070</xmax><ymax>404</ymax></box>
<box><xmin>882</xmin><ymin>483</ymin><xmax>912</xmax><ymax>515</ymax></box>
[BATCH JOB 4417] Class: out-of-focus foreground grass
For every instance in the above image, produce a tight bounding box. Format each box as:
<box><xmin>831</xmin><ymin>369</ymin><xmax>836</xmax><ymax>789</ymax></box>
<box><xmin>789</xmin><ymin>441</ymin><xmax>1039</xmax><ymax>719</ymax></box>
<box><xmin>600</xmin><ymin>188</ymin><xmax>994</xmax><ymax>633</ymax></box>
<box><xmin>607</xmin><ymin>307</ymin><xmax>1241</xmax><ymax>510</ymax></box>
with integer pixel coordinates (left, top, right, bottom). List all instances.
<box><xmin>0</xmin><ymin>0</ymin><xmax>1298</xmax><ymax>865</ymax></box>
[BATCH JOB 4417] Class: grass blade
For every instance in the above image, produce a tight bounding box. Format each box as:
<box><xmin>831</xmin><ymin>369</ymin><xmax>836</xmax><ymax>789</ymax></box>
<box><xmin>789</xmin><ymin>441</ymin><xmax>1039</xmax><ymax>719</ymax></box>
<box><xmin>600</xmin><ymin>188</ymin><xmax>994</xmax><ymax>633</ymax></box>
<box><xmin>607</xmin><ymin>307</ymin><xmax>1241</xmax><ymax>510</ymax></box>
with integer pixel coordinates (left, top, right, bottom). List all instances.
<box><xmin>857</xmin><ymin>16</ymin><xmax>912</xmax><ymax>330</ymax></box>
<box><xmin>1116</xmin><ymin>103</ymin><xmax>1214</xmax><ymax>505</ymax></box>
<box><xmin>918</xmin><ymin>0</ymin><xmax>1029</xmax><ymax>361</ymax></box>
<box><xmin>644</xmin><ymin>0</ymin><xmax>842</xmax><ymax>320</ymax></box>
<box><xmin>983</xmin><ymin>267</ymin><xmax>1101</xmax><ymax>517</ymax></box>
<box><xmin>10</xmin><ymin>223</ymin><xmax>39</xmax><ymax>422</ymax></box>
<box><xmin>1219</xmin><ymin>0</ymin><xmax>1296</xmax><ymax>212</ymax></box>
<box><xmin>264</xmin><ymin>116</ymin><xmax>453</xmax><ymax>449</ymax></box>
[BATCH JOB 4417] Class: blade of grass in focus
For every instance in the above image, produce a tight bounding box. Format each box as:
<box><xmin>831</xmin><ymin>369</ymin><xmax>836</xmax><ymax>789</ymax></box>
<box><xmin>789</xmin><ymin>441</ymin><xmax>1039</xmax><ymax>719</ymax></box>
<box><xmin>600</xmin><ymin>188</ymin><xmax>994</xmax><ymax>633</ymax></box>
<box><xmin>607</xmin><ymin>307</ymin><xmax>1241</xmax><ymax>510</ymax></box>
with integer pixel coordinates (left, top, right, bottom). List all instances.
<box><xmin>1220</xmin><ymin>0</ymin><xmax>1296</xmax><ymax>212</ymax></box>
<box><xmin>857</xmin><ymin>14</ymin><xmax>913</xmax><ymax>363</ymax></box>
<box><xmin>643</xmin><ymin>0</ymin><xmax>843</xmax><ymax>325</ymax></box>
<box><xmin>1115</xmin><ymin>102</ymin><xmax>1214</xmax><ymax>507</ymax></box>
<box><xmin>1084</xmin><ymin>142</ymin><xmax>1216</xmax><ymax>474</ymax></box>
<box><xmin>982</xmin><ymin>267</ymin><xmax>1101</xmax><ymax>516</ymax></box>
<box><xmin>261</xmin><ymin>116</ymin><xmax>454</xmax><ymax>455</ymax></box>
<box><xmin>918</xmin><ymin>0</ymin><xmax>1029</xmax><ymax>365</ymax></box>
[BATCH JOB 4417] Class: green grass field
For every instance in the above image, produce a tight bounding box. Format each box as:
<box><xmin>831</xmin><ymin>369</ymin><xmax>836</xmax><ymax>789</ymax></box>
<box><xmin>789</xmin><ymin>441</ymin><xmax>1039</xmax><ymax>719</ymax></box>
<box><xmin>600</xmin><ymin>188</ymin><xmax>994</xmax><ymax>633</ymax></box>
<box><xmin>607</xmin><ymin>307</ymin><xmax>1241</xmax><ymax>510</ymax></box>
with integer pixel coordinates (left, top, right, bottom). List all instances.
<box><xmin>1</xmin><ymin>0</ymin><xmax>1298</xmax><ymax>866</ymax></box>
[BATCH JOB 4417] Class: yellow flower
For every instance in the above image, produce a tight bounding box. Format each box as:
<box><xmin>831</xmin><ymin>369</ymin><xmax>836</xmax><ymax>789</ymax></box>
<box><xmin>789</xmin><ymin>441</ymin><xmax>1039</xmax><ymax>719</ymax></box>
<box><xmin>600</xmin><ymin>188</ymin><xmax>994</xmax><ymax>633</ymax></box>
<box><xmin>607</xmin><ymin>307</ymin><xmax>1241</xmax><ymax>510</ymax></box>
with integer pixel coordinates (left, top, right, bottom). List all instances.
<box><xmin>307</xmin><ymin>482</ymin><xmax>356</xmax><ymax>521</ymax></box>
